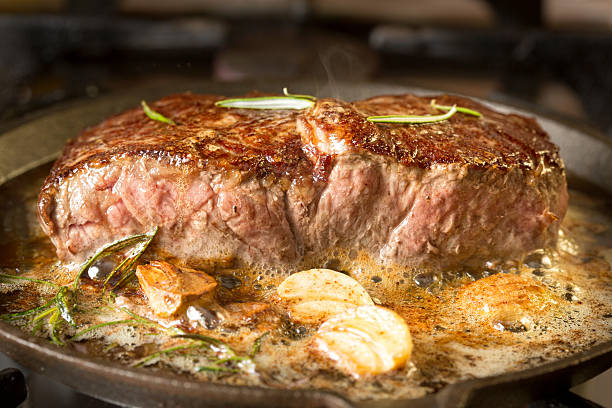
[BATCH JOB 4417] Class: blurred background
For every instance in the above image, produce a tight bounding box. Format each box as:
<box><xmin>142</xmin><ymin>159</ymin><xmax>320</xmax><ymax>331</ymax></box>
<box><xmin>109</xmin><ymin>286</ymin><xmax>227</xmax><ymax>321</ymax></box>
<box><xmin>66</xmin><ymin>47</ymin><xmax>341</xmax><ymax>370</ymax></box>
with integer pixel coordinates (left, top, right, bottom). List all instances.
<box><xmin>0</xmin><ymin>0</ymin><xmax>611</xmax><ymax>139</ymax></box>
<box><xmin>0</xmin><ymin>0</ymin><xmax>611</xmax><ymax>407</ymax></box>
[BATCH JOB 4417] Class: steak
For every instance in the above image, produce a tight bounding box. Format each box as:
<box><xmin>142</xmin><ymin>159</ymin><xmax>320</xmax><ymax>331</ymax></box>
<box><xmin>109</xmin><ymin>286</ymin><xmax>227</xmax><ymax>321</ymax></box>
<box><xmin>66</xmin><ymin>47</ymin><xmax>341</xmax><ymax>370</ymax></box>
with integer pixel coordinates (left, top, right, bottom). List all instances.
<box><xmin>38</xmin><ymin>92</ymin><xmax>568</xmax><ymax>272</ymax></box>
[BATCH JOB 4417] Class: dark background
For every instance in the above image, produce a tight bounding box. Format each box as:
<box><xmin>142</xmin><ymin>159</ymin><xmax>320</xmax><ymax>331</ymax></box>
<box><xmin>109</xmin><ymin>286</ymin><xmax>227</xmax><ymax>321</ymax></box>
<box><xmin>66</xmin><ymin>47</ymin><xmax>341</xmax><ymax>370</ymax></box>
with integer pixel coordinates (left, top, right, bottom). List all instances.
<box><xmin>0</xmin><ymin>0</ymin><xmax>611</xmax><ymax>407</ymax></box>
<box><xmin>0</xmin><ymin>0</ymin><xmax>611</xmax><ymax>139</ymax></box>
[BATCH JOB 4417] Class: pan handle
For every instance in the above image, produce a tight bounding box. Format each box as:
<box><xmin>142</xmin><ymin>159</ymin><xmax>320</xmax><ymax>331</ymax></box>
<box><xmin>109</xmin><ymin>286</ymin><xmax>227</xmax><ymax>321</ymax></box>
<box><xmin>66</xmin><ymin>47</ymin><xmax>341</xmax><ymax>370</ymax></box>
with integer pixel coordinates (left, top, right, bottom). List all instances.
<box><xmin>0</xmin><ymin>368</ymin><xmax>27</xmax><ymax>407</ymax></box>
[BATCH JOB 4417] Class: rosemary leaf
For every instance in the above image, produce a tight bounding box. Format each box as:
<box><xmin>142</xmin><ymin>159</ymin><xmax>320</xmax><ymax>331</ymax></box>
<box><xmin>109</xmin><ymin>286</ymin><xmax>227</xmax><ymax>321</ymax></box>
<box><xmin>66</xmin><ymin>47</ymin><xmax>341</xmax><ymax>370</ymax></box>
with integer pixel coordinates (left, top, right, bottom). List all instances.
<box><xmin>282</xmin><ymin>88</ymin><xmax>316</xmax><ymax>101</ymax></box>
<box><xmin>121</xmin><ymin>308</ymin><xmax>165</xmax><ymax>329</ymax></box>
<box><xmin>118</xmin><ymin>307</ymin><xmax>184</xmax><ymax>338</ymax></box>
<box><xmin>31</xmin><ymin>318</ymin><xmax>45</xmax><ymax>335</ymax></box>
<box><xmin>103</xmin><ymin>254</ymin><xmax>133</xmax><ymax>289</ymax></box>
<box><xmin>56</xmin><ymin>287</ymin><xmax>76</xmax><ymax>327</ymax></box>
<box><xmin>173</xmin><ymin>333</ymin><xmax>239</xmax><ymax>356</ymax></box>
<box><xmin>215</xmin><ymin>96</ymin><xmax>314</xmax><ymax>110</ymax></box>
<box><xmin>69</xmin><ymin>319</ymin><xmax>136</xmax><ymax>342</ymax></box>
<box><xmin>367</xmin><ymin>105</ymin><xmax>457</xmax><ymax>124</ymax></box>
<box><xmin>250</xmin><ymin>332</ymin><xmax>269</xmax><ymax>357</ymax></box>
<box><xmin>112</xmin><ymin>268</ymin><xmax>137</xmax><ymax>290</ymax></box>
<box><xmin>430</xmin><ymin>99</ymin><xmax>481</xmax><ymax>117</ymax></box>
<box><xmin>48</xmin><ymin>309</ymin><xmax>64</xmax><ymax>346</ymax></box>
<box><xmin>32</xmin><ymin>306</ymin><xmax>57</xmax><ymax>323</ymax></box>
<box><xmin>133</xmin><ymin>343</ymin><xmax>201</xmax><ymax>367</ymax></box>
<box><xmin>197</xmin><ymin>365</ymin><xmax>238</xmax><ymax>373</ymax></box>
<box><xmin>141</xmin><ymin>101</ymin><xmax>176</xmax><ymax>125</ymax></box>
<box><xmin>173</xmin><ymin>333</ymin><xmax>224</xmax><ymax>346</ymax></box>
<box><xmin>0</xmin><ymin>273</ymin><xmax>60</xmax><ymax>288</ymax></box>
<box><xmin>73</xmin><ymin>227</ymin><xmax>158</xmax><ymax>290</ymax></box>
<box><xmin>112</xmin><ymin>227</ymin><xmax>157</xmax><ymax>289</ymax></box>
<box><xmin>103</xmin><ymin>342</ymin><xmax>119</xmax><ymax>353</ymax></box>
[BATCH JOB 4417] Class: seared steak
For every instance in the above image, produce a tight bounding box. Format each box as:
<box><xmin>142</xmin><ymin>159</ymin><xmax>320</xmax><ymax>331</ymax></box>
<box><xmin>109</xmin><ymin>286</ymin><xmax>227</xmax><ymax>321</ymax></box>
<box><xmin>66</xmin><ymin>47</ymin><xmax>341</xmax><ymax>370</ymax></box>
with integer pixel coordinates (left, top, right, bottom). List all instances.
<box><xmin>38</xmin><ymin>92</ymin><xmax>567</xmax><ymax>272</ymax></box>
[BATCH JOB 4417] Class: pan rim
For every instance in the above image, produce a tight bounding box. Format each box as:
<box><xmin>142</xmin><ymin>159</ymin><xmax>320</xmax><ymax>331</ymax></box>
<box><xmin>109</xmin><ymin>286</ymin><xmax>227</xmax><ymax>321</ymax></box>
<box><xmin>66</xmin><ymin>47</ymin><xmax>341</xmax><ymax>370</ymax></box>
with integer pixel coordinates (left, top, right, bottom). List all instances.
<box><xmin>1</xmin><ymin>316</ymin><xmax>610</xmax><ymax>408</ymax></box>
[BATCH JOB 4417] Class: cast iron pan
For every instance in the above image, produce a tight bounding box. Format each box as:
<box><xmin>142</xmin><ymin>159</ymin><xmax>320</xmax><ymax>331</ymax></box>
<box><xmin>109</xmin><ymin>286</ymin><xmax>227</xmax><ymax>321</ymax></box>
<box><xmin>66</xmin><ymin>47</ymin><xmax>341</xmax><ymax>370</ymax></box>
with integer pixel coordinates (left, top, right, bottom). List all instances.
<box><xmin>0</xmin><ymin>81</ymin><xmax>611</xmax><ymax>408</ymax></box>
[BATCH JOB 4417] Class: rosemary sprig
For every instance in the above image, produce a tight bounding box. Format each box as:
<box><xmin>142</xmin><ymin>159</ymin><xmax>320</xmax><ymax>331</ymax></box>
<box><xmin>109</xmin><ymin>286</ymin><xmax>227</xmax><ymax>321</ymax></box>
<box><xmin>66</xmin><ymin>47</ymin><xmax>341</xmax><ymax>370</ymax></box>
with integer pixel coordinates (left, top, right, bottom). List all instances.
<box><xmin>174</xmin><ymin>333</ymin><xmax>240</xmax><ymax>359</ymax></box>
<box><xmin>133</xmin><ymin>332</ymin><xmax>255</xmax><ymax>374</ymax></box>
<box><xmin>110</xmin><ymin>229</ymin><xmax>157</xmax><ymax>289</ymax></box>
<box><xmin>430</xmin><ymin>99</ymin><xmax>481</xmax><ymax>117</ymax></box>
<box><xmin>250</xmin><ymin>332</ymin><xmax>269</xmax><ymax>357</ymax></box>
<box><xmin>215</xmin><ymin>88</ymin><xmax>316</xmax><ymax>110</ymax></box>
<box><xmin>48</xmin><ymin>309</ymin><xmax>63</xmax><ymax>345</ymax></box>
<box><xmin>103</xmin><ymin>342</ymin><xmax>119</xmax><ymax>353</ymax></box>
<box><xmin>56</xmin><ymin>287</ymin><xmax>76</xmax><ymax>327</ymax></box>
<box><xmin>121</xmin><ymin>307</ymin><xmax>177</xmax><ymax>333</ymax></box>
<box><xmin>132</xmin><ymin>343</ymin><xmax>202</xmax><ymax>368</ymax></box>
<box><xmin>367</xmin><ymin>105</ymin><xmax>457</xmax><ymax>124</ymax></box>
<box><xmin>1</xmin><ymin>285</ymin><xmax>74</xmax><ymax>345</ymax></box>
<box><xmin>141</xmin><ymin>101</ymin><xmax>176</xmax><ymax>125</ymax></box>
<box><xmin>69</xmin><ymin>318</ymin><xmax>136</xmax><ymax>342</ymax></box>
<box><xmin>1</xmin><ymin>229</ymin><xmax>158</xmax><ymax>346</ymax></box>
<box><xmin>215</xmin><ymin>96</ymin><xmax>315</xmax><ymax>110</ymax></box>
<box><xmin>174</xmin><ymin>333</ymin><xmax>224</xmax><ymax>347</ymax></box>
<box><xmin>74</xmin><ymin>227</ymin><xmax>158</xmax><ymax>291</ymax></box>
<box><xmin>198</xmin><ymin>355</ymin><xmax>253</xmax><ymax>374</ymax></box>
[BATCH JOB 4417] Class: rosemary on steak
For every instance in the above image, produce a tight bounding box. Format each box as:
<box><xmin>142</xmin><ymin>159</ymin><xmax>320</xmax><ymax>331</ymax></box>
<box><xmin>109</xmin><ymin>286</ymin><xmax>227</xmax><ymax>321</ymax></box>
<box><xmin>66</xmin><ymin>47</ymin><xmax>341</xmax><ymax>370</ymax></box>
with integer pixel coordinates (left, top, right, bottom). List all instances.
<box><xmin>367</xmin><ymin>99</ymin><xmax>483</xmax><ymax>124</ymax></box>
<box><xmin>141</xmin><ymin>101</ymin><xmax>176</xmax><ymax>125</ymax></box>
<box><xmin>430</xmin><ymin>99</ymin><xmax>482</xmax><ymax>117</ymax></box>
<box><xmin>367</xmin><ymin>105</ymin><xmax>458</xmax><ymax>124</ymax></box>
<box><xmin>215</xmin><ymin>88</ymin><xmax>316</xmax><ymax>110</ymax></box>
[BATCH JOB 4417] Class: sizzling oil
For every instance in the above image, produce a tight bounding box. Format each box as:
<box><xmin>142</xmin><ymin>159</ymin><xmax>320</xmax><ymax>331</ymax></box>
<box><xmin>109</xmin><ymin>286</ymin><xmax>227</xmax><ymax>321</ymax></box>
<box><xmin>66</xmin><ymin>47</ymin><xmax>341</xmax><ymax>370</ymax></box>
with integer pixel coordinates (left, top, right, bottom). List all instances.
<box><xmin>0</xmin><ymin>164</ymin><xmax>611</xmax><ymax>402</ymax></box>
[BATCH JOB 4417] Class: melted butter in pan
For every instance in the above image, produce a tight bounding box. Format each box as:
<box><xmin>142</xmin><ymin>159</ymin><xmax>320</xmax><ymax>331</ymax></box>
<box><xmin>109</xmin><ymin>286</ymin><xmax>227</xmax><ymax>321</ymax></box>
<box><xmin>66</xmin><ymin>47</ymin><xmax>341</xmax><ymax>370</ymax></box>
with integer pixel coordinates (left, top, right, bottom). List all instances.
<box><xmin>0</xmin><ymin>165</ymin><xmax>611</xmax><ymax>401</ymax></box>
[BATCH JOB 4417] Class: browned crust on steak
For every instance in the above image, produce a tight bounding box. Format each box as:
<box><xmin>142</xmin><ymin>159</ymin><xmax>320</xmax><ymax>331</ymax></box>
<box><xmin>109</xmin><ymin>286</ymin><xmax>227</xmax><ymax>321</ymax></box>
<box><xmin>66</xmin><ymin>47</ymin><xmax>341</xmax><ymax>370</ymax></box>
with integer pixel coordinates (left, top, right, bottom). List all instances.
<box><xmin>42</xmin><ymin>93</ymin><xmax>561</xmax><ymax>190</ymax></box>
<box><xmin>38</xmin><ymin>91</ymin><xmax>566</xmax><ymax>267</ymax></box>
<box><xmin>44</xmin><ymin>93</ymin><xmax>311</xmax><ymax>186</ymax></box>
<box><xmin>302</xmin><ymin>94</ymin><xmax>562</xmax><ymax>172</ymax></box>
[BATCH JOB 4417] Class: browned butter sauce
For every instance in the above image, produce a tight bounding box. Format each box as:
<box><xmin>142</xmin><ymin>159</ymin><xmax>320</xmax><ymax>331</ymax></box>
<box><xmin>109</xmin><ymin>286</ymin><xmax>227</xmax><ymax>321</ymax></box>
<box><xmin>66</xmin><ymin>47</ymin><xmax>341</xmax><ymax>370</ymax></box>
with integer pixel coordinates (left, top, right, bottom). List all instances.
<box><xmin>0</xmin><ymin>165</ymin><xmax>611</xmax><ymax>401</ymax></box>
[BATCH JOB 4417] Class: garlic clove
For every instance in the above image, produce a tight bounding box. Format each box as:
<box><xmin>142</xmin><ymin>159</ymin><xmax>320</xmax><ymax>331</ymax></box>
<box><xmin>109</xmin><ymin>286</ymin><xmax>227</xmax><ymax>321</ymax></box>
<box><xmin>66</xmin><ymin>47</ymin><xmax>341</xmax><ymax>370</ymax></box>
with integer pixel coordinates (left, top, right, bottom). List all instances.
<box><xmin>311</xmin><ymin>305</ymin><xmax>412</xmax><ymax>377</ymax></box>
<box><xmin>277</xmin><ymin>268</ymin><xmax>373</xmax><ymax>305</ymax></box>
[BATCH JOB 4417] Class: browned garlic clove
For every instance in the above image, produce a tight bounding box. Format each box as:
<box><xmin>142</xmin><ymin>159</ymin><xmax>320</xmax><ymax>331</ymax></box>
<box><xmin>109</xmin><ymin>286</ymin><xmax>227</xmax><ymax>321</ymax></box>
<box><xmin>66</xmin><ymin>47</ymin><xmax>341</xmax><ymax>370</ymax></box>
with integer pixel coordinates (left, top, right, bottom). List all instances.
<box><xmin>311</xmin><ymin>305</ymin><xmax>413</xmax><ymax>378</ymax></box>
<box><xmin>136</xmin><ymin>261</ymin><xmax>217</xmax><ymax>318</ymax></box>
<box><xmin>455</xmin><ymin>273</ymin><xmax>558</xmax><ymax>332</ymax></box>
<box><xmin>277</xmin><ymin>269</ymin><xmax>374</xmax><ymax>324</ymax></box>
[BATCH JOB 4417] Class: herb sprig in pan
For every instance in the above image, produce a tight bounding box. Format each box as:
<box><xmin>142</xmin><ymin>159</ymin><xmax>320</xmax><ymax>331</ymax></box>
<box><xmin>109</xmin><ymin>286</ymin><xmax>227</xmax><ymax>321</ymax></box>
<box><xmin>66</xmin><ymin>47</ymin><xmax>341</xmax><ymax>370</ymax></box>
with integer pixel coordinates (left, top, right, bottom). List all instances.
<box><xmin>131</xmin><ymin>332</ymin><xmax>264</xmax><ymax>374</ymax></box>
<box><xmin>0</xmin><ymin>281</ymin><xmax>75</xmax><ymax>345</ymax></box>
<box><xmin>73</xmin><ymin>227</ymin><xmax>158</xmax><ymax>291</ymax></box>
<box><xmin>1</xmin><ymin>227</ymin><xmax>260</xmax><ymax>376</ymax></box>
<box><xmin>1</xmin><ymin>228</ymin><xmax>158</xmax><ymax>345</ymax></box>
